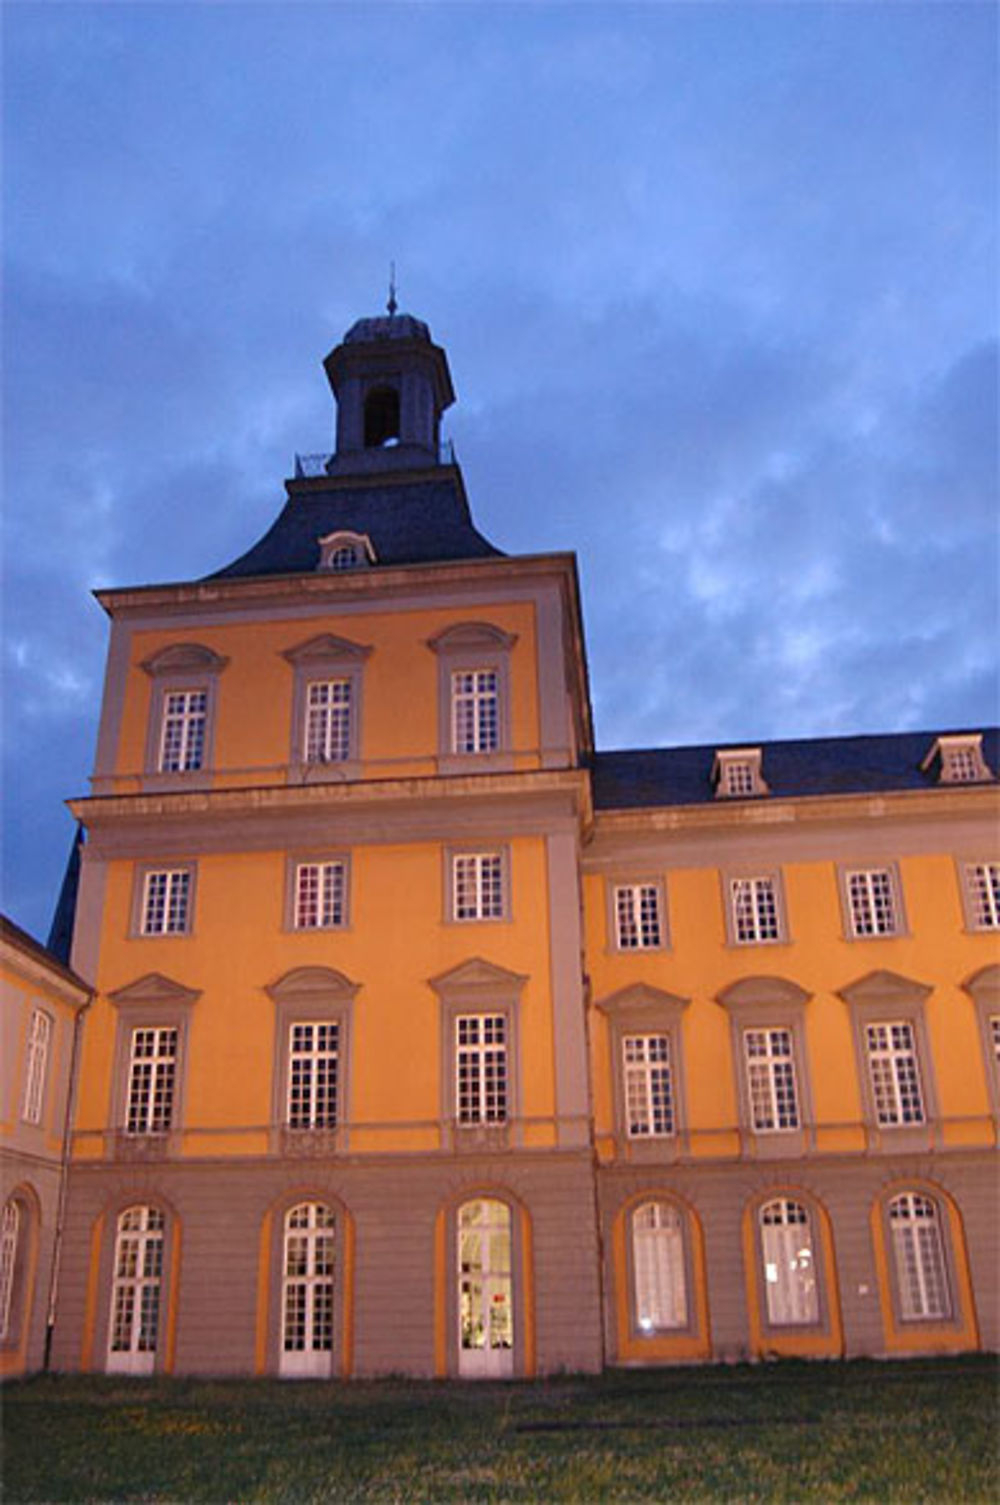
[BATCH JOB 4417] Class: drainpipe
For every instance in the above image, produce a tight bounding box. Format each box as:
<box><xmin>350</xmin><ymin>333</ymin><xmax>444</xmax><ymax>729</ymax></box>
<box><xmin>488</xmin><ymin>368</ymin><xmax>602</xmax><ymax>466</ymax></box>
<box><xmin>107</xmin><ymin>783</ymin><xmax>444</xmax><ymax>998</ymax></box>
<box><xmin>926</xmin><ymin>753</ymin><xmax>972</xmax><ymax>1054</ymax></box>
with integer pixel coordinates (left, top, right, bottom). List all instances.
<box><xmin>43</xmin><ymin>991</ymin><xmax>91</xmax><ymax>1371</ymax></box>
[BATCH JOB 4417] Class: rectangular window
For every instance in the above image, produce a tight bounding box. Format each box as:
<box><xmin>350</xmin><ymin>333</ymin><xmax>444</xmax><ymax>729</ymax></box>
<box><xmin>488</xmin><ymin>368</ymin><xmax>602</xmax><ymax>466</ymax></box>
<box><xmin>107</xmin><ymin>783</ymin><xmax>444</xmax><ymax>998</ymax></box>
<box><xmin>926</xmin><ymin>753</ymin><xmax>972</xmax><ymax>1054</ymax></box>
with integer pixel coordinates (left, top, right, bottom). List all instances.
<box><xmin>126</xmin><ymin>1027</ymin><xmax>178</xmax><ymax>1134</ymax></box>
<box><xmin>451</xmin><ymin>670</ymin><xmax>499</xmax><ymax>754</ymax></box>
<box><xmin>21</xmin><ymin>1008</ymin><xmax>52</xmax><ymax>1125</ymax></box>
<box><xmin>723</xmin><ymin>761</ymin><xmax>756</xmax><ymax>796</ymax></box>
<box><xmin>305</xmin><ymin>680</ymin><xmax>352</xmax><ymax>763</ymax></box>
<box><xmin>991</xmin><ymin>1015</ymin><xmax>1000</xmax><ymax>1072</ymax></box>
<box><xmin>453</xmin><ymin>852</ymin><xmax>504</xmax><ymax>921</ymax></box>
<box><xmin>731</xmin><ymin>877</ymin><xmax>781</xmax><ymax>944</ymax></box>
<box><xmin>294</xmin><ymin>861</ymin><xmax>346</xmax><ymax>930</ymax></box>
<box><xmin>865</xmin><ymin>1021</ymin><xmax>925</xmax><ymax>1125</ymax></box>
<box><xmin>141</xmin><ymin>869</ymin><xmax>192</xmax><ymax>936</ymax></box>
<box><xmin>743</xmin><ymin>1028</ymin><xmax>800</xmax><ymax>1131</ymax></box>
<box><xmin>456</xmin><ymin>1014</ymin><xmax>507</xmax><ymax>1124</ymax></box>
<box><xmin>287</xmin><ymin>1022</ymin><xmax>339</xmax><ymax>1129</ymax></box>
<box><xmin>614</xmin><ymin>883</ymin><xmax>663</xmax><ymax>950</ymax></box>
<box><xmin>966</xmin><ymin>862</ymin><xmax>1000</xmax><ymax>930</ymax></box>
<box><xmin>847</xmin><ymin>868</ymin><xmax>899</xmax><ymax>937</ymax></box>
<box><xmin>623</xmin><ymin>1034</ymin><xmax>674</xmax><ymax>1137</ymax></box>
<box><xmin>159</xmin><ymin>689</ymin><xmax>207</xmax><ymax>773</ymax></box>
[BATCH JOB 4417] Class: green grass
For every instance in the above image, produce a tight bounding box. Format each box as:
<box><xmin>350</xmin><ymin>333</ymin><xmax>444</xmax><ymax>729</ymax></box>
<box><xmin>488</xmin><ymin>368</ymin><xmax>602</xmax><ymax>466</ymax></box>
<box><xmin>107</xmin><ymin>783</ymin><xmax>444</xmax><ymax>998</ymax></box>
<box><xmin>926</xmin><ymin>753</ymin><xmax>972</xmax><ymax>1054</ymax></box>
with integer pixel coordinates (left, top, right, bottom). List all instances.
<box><xmin>3</xmin><ymin>1357</ymin><xmax>997</xmax><ymax>1502</ymax></box>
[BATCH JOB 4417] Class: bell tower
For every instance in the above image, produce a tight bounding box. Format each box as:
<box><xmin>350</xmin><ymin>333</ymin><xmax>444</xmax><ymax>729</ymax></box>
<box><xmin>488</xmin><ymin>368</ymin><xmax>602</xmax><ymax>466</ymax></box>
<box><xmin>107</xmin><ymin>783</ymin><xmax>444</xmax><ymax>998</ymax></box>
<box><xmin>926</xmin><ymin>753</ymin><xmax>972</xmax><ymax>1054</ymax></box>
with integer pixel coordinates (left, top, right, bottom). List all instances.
<box><xmin>323</xmin><ymin>303</ymin><xmax>456</xmax><ymax>477</ymax></box>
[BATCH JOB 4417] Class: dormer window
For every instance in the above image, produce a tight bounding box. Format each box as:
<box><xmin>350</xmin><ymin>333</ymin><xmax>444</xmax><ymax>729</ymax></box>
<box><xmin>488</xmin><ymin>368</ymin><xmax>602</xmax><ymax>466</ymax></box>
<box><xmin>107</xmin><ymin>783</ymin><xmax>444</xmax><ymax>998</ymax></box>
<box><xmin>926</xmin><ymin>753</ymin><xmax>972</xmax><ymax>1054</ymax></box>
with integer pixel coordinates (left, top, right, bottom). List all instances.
<box><xmin>317</xmin><ymin>532</ymin><xmax>375</xmax><ymax>573</ymax></box>
<box><xmin>713</xmin><ymin>748</ymin><xmax>767</xmax><ymax>798</ymax></box>
<box><xmin>921</xmin><ymin>734</ymin><xmax>991</xmax><ymax>785</ymax></box>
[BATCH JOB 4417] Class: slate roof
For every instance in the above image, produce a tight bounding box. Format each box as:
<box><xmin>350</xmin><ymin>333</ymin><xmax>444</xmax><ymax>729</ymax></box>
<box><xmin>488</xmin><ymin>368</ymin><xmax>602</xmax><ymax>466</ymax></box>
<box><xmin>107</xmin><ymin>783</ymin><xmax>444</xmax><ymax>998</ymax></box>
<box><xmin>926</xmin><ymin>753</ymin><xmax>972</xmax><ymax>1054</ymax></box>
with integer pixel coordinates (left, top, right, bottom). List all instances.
<box><xmin>590</xmin><ymin>729</ymin><xmax>1000</xmax><ymax>811</ymax></box>
<box><xmin>208</xmin><ymin>472</ymin><xmax>503</xmax><ymax>579</ymax></box>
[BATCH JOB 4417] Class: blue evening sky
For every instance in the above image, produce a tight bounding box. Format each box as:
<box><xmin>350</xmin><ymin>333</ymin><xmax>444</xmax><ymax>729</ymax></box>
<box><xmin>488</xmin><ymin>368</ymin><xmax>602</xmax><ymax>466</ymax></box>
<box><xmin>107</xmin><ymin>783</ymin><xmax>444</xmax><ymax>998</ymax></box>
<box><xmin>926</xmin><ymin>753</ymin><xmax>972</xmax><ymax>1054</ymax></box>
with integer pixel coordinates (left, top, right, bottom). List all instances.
<box><xmin>3</xmin><ymin>1</ymin><xmax>997</xmax><ymax>942</ymax></box>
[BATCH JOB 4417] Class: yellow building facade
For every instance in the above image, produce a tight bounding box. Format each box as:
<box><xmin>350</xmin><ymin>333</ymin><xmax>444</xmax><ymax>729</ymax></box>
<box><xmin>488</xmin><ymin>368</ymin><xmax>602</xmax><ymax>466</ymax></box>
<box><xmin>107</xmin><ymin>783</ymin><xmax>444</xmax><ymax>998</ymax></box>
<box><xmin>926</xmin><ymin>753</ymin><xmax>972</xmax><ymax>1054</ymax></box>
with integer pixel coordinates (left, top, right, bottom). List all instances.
<box><xmin>42</xmin><ymin>308</ymin><xmax>998</xmax><ymax>1377</ymax></box>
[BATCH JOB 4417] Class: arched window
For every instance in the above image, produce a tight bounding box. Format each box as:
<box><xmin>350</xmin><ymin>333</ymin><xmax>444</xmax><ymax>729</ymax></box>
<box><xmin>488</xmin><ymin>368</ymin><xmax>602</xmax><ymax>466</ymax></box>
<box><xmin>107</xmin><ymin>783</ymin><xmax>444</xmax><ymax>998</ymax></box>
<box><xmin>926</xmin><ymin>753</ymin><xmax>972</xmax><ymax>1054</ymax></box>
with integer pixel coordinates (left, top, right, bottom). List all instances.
<box><xmin>457</xmin><ymin>1199</ymin><xmax>513</xmax><ymax>1377</ymax></box>
<box><xmin>0</xmin><ymin>1199</ymin><xmax>20</xmax><ymax>1341</ymax></box>
<box><xmin>363</xmin><ymin>386</ymin><xmax>400</xmax><ymax>448</ymax></box>
<box><xmin>107</xmin><ymin>1206</ymin><xmax>165</xmax><ymax>1373</ymax></box>
<box><xmin>281</xmin><ymin>1202</ymin><xmax>335</xmax><ymax>1377</ymax></box>
<box><xmin>759</xmin><ymin>1198</ymin><xmax>819</xmax><ymax>1325</ymax></box>
<box><xmin>631</xmin><ymin>1201</ymin><xmax>688</xmax><ymax>1332</ymax></box>
<box><xmin>888</xmin><ymin>1192</ymin><xmax>951</xmax><ymax>1320</ymax></box>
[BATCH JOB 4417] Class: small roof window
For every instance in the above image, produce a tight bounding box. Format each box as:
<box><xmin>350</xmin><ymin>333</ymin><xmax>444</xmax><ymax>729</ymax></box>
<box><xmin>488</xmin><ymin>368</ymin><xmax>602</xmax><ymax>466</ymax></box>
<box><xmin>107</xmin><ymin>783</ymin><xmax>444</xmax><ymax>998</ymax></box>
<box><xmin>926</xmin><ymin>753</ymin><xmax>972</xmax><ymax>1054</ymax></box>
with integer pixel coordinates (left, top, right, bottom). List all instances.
<box><xmin>921</xmin><ymin>733</ymin><xmax>992</xmax><ymax>785</ymax></box>
<box><xmin>713</xmin><ymin>747</ymin><xmax>768</xmax><ymax>799</ymax></box>
<box><xmin>317</xmin><ymin>531</ymin><xmax>376</xmax><ymax>573</ymax></box>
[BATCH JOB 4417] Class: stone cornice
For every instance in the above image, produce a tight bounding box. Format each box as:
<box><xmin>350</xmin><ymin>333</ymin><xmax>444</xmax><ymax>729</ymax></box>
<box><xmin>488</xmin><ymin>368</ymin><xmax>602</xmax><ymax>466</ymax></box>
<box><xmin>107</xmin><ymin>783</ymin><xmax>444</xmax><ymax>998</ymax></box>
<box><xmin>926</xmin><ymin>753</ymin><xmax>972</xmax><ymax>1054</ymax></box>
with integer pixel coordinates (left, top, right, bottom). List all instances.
<box><xmin>68</xmin><ymin>766</ymin><xmax>593</xmax><ymax>829</ymax></box>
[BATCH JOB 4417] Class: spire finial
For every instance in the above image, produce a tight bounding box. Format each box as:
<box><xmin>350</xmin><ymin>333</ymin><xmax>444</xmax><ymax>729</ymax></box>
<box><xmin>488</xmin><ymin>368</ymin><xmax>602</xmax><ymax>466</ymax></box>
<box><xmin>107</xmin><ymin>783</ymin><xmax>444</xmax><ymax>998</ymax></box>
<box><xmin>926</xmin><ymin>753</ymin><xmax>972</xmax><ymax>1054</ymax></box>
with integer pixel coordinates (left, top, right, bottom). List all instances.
<box><xmin>387</xmin><ymin>261</ymin><xmax>398</xmax><ymax>317</ymax></box>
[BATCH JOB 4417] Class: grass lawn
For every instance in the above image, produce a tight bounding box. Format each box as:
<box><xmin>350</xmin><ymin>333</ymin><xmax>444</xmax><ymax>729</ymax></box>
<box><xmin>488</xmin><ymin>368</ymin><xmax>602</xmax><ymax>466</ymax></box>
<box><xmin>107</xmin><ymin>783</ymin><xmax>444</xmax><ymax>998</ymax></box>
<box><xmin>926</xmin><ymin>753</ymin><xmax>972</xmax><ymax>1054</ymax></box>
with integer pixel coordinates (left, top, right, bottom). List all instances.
<box><xmin>3</xmin><ymin>1356</ymin><xmax>997</xmax><ymax>1502</ymax></box>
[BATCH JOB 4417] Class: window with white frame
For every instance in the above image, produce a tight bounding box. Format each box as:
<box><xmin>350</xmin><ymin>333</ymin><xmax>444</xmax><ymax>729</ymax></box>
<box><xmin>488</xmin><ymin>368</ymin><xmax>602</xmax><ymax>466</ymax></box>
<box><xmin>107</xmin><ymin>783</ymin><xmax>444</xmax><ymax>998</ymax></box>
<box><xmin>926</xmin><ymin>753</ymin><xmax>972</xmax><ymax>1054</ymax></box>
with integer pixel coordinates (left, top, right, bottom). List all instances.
<box><xmin>451</xmin><ymin>669</ymin><xmax>499</xmax><ymax>754</ymax></box>
<box><xmin>281</xmin><ymin>1202</ymin><xmax>335</xmax><ymax>1373</ymax></box>
<box><xmin>730</xmin><ymin>876</ymin><xmax>782</xmax><ymax>944</ymax></box>
<box><xmin>287</xmin><ymin>1022</ymin><xmax>339</xmax><ymax>1129</ymax></box>
<box><xmin>125</xmin><ymin>1026</ymin><xmax>178</xmax><ymax>1134</ymax></box>
<box><xmin>623</xmin><ymin>1035</ymin><xmax>674</xmax><ymax>1137</ymax></box>
<box><xmin>922</xmin><ymin>733</ymin><xmax>991</xmax><ymax>785</ymax></box>
<box><xmin>714</xmin><ymin>748</ymin><xmax>767</xmax><ymax>798</ymax></box>
<box><xmin>759</xmin><ymin>1198</ymin><xmax>819</xmax><ymax>1325</ymax></box>
<box><xmin>0</xmin><ymin>1200</ymin><xmax>19</xmax><ymax>1342</ymax></box>
<box><xmin>845</xmin><ymin>867</ymin><xmax>900</xmax><ymax>937</ymax></box>
<box><xmin>108</xmin><ymin>1205</ymin><xmax>164</xmax><ymax>1371</ymax></box>
<box><xmin>21</xmin><ymin>1008</ymin><xmax>52</xmax><ymax>1125</ymax></box>
<box><xmin>140</xmin><ymin>868</ymin><xmax>192</xmax><ymax>936</ymax></box>
<box><xmin>452</xmin><ymin>852</ymin><xmax>505</xmax><ymax>922</ymax></box>
<box><xmin>158</xmin><ymin>688</ymin><xmax>208</xmax><ymax>773</ymax></box>
<box><xmin>991</xmin><ymin>1015</ymin><xmax>1000</xmax><ymax>1073</ymax></box>
<box><xmin>965</xmin><ymin>862</ymin><xmax>1000</xmax><ymax>930</ymax></box>
<box><xmin>614</xmin><ymin>883</ymin><xmax>664</xmax><ymax>950</ymax></box>
<box><xmin>305</xmin><ymin>679</ymin><xmax>353</xmax><ymax>764</ymax></box>
<box><xmin>865</xmin><ymin>1021</ymin><xmax>925</xmax><ymax>1125</ymax></box>
<box><xmin>456</xmin><ymin>1014</ymin><xmax>507</xmax><ymax>1124</ymax></box>
<box><xmin>632</xmin><ymin>1202</ymin><xmax>688</xmax><ymax>1332</ymax></box>
<box><xmin>888</xmin><ymin>1192</ymin><xmax>951</xmax><ymax>1320</ymax></box>
<box><xmin>743</xmin><ymin>1027</ymin><xmax>800</xmax><ymax>1131</ymax></box>
<box><xmin>293</xmin><ymin>860</ymin><xmax>346</xmax><ymax>930</ymax></box>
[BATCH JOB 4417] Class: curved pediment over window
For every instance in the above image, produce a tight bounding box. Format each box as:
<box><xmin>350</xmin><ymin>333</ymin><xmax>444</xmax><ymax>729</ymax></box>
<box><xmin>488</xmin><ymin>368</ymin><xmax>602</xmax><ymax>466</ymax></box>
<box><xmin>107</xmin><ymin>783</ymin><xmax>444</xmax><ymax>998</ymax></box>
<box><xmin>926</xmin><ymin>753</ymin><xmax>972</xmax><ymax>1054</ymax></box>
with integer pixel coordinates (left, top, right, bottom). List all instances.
<box><xmin>266</xmin><ymin>966</ymin><xmax>360</xmax><ymax>1004</ymax></box>
<box><xmin>716</xmin><ymin>976</ymin><xmax>811</xmax><ymax>1011</ymax></box>
<box><xmin>140</xmin><ymin>643</ymin><xmax>229</xmax><ymax>678</ymax></box>
<box><xmin>961</xmin><ymin>963</ymin><xmax>1000</xmax><ymax>1003</ymax></box>
<box><xmin>281</xmin><ymin>633</ymin><xmax>372</xmax><ymax>667</ymax></box>
<box><xmin>594</xmin><ymin>982</ymin><xmax>690</xmax><ymax>1018</ymax></box>
<box><xmin>426</xmin><ymin>621</ymin><xmax>518</xmax><ymax>654</ymax></box>
<box><xmin>317</xmin><ymin>531</ymin><xmax>375</xmax><ymax>572</ymax></box>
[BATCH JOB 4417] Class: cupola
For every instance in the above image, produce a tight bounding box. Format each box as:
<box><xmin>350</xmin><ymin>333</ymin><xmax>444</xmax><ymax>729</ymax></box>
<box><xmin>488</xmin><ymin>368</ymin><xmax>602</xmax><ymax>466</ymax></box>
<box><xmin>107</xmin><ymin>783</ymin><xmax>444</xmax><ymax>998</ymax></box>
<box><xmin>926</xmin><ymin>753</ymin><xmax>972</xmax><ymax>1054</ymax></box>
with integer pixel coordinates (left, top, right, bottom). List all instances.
<box><xmin>322</xmin><ymin>298</ymin><xmax>455</xmax><ymax>477</ymax></box>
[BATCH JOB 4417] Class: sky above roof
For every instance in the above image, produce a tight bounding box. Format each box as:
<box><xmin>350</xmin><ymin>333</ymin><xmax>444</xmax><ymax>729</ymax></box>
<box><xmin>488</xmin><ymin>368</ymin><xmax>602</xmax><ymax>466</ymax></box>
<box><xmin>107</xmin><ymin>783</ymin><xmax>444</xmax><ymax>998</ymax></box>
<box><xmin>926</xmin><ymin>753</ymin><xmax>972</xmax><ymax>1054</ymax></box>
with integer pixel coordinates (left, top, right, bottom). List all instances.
<box><xmin>3</xmin><ymin>1</ymin><xmax>997</xmax><ymax>943</ymax></box>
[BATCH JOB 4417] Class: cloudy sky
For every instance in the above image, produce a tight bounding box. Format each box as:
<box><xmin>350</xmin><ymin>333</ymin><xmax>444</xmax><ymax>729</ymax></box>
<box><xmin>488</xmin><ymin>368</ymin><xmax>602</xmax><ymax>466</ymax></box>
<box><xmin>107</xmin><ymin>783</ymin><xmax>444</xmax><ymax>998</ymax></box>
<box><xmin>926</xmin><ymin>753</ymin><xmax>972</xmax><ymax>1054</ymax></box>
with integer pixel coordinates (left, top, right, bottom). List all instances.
<box><xmin>3</xmin><ymin>1</ymin><xmax>997</xmax><ymax>943</ymax></box>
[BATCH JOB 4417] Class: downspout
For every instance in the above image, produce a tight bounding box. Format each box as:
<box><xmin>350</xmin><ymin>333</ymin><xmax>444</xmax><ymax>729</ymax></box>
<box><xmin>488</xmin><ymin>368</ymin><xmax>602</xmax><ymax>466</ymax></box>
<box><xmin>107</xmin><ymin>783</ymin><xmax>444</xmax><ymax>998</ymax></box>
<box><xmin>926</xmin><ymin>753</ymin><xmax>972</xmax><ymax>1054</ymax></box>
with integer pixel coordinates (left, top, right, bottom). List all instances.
<box><xmin>43</xmin><ymin>990</ymin><xmax>92</xmax><ymax>1371</ymax></box>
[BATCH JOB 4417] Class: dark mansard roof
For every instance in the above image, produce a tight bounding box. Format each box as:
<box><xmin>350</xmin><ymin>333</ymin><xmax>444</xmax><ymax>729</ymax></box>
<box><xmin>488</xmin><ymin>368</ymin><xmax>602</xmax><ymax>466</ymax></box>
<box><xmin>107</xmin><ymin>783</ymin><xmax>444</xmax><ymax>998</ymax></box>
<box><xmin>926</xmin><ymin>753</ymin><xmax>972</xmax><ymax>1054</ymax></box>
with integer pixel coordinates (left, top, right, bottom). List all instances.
<box><xmin>590</xmin><ymin>729</ymin><xmax>999</xmax><ymax>811</ymax></box>
<box><xmin>208</xmin><ymin>470</ymin><xmax>503</xmax><ymax>579</ymax></box>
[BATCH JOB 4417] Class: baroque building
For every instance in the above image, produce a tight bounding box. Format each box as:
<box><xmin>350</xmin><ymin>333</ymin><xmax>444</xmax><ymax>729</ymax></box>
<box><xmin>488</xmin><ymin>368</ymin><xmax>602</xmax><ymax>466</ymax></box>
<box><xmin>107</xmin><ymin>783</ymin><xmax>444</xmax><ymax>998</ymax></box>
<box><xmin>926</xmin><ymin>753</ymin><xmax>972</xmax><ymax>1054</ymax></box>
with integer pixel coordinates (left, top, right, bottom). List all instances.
<box><xmin>5</xmin><ymin>307</ymin><xmax>997</xmax><ymax>1377</ymax></box>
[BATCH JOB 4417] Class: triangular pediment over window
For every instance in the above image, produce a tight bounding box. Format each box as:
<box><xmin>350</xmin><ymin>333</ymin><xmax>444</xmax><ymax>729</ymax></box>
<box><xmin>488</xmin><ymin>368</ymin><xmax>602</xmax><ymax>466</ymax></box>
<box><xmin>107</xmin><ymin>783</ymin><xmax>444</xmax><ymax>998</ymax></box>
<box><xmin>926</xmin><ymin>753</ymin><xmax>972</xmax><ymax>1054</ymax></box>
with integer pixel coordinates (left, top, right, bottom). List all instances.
<box><xmin>429</xmin><ymin>956</ymin><xmax>528</xmax><ymax>999</ymax></box>
<box><xmin>281</xmin><ymin>633</ymin><xmax>372</xmax><ymax>666</ymax></box>
<box><xmin>108</xmin><ymin>973</ymin><xmax>201</xmax><ymax>1009</ymax></box>
<box><xmin>837</xmin><ymin>969</ymin><xmax>931</xmax><ymax>1007</ymax></box>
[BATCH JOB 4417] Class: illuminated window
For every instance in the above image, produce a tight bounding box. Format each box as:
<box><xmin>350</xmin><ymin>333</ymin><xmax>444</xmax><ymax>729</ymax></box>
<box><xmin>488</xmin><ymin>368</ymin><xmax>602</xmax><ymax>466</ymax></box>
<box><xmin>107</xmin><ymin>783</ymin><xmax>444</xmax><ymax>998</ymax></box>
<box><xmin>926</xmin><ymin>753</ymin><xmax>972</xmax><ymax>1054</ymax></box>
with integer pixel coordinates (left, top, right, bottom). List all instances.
<box><xmin>0</xmin><ymin>1200</ymin><xmax>19</xmax><ymax>1342</ymax></box>
<box><xmin>888</xmin><ymin>1192</ymin><xmax>950</xmax><ymax>1320</ymax></box>
<box><xmin>759</xmin><ymin>1198</ymin><xmax>818</xmax><ymax>1325</ymax></box>
<box><xmin>108</xmin><ymin>1206</ymin><xmax>164</xmax><ymax>1373</ymax></box>
<box><xmin>281</xmin><ymin>1203</ymin><xmax>335</xmax><ymax>1376</ymax></box>
<box><xmin>632</xmin><ymin>1202</ymin><xmax>687</xmax><ymax>1332</ymax></box>
<box><xmin>458</xmin><ymin>1198</ymin><xmax>513</xmax><ymax>1377</ymax></box>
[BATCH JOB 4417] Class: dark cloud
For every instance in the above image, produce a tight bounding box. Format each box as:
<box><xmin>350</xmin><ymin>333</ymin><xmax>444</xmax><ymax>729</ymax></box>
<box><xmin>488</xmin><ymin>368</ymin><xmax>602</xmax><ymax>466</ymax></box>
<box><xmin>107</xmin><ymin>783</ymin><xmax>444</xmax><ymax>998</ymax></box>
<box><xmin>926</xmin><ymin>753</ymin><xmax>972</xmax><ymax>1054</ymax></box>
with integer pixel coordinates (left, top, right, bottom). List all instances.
<box><xmin>3</xmin><ymin>2</ymin><xmax>996</xmax><ymax>939</ymax></box>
